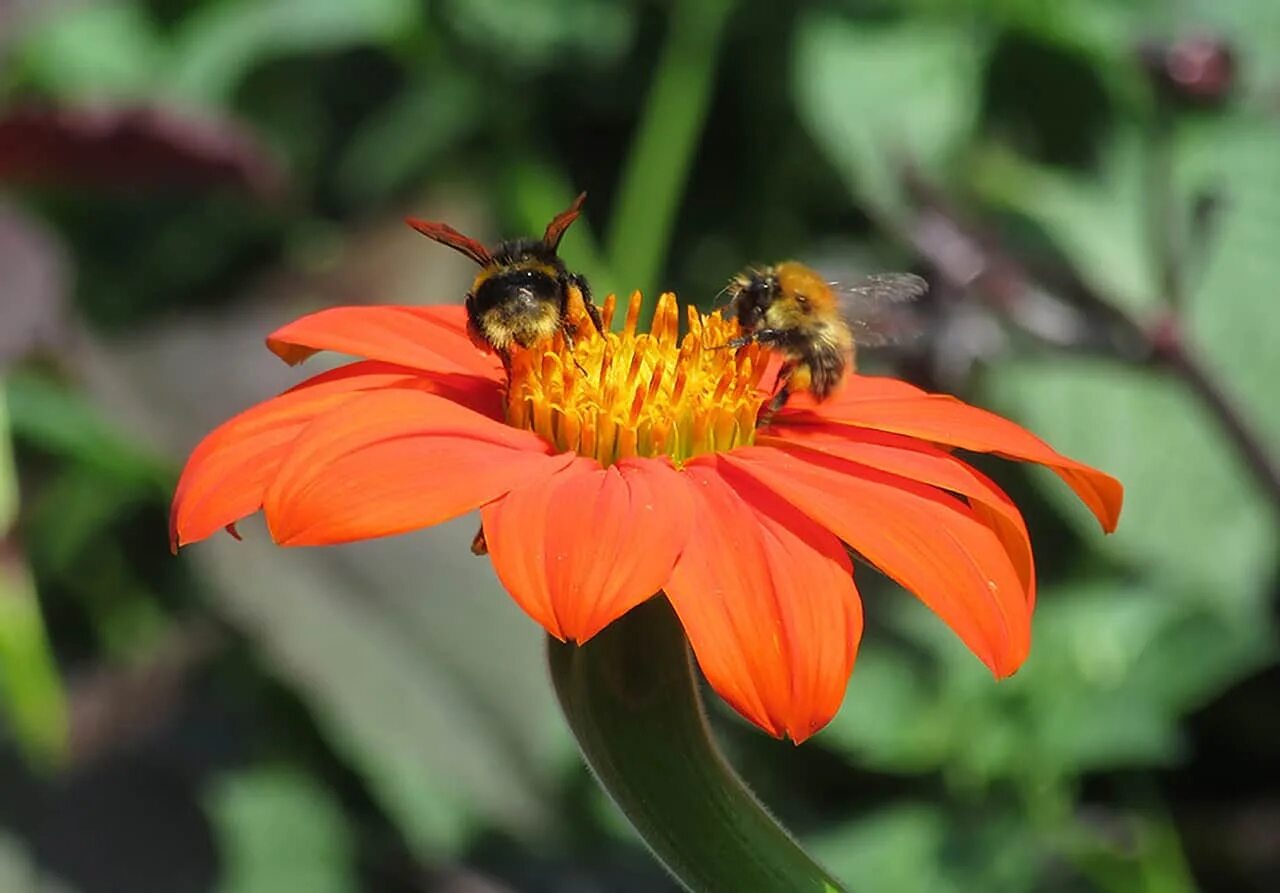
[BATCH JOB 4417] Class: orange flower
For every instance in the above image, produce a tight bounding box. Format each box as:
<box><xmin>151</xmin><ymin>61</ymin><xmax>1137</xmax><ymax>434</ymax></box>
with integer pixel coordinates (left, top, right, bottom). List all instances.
<box><xmin>171</xmin><ymin>293</ymin><xmax>1121</xmax><ymax>742</ymax></box>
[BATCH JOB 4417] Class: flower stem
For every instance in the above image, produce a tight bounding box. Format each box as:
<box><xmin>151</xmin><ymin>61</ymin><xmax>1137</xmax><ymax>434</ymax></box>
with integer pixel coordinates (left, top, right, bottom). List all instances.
<box><xmin>547</xmin><ymin>597</ymin><xmax>847</xmax><ymax>893</ymax></box>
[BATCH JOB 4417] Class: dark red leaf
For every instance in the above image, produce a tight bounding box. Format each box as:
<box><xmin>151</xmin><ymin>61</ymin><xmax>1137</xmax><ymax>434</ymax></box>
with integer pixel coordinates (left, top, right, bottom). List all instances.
<box><xmin>0</xmin><ymin>103</ymin><xmax>285</xmax><ymax>199</ymax></box>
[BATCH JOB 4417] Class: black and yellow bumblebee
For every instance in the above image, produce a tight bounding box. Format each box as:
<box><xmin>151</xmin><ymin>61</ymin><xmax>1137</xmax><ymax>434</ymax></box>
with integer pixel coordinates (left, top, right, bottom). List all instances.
<box><xmin>406</xmin><ymin>193</ymin><xmax>602</xmax><ymax>357</ymax></box>
<box><xmin>725</xmin><ymin>260</ymin><xmax>928</xmax><ymax>401</ymax></box>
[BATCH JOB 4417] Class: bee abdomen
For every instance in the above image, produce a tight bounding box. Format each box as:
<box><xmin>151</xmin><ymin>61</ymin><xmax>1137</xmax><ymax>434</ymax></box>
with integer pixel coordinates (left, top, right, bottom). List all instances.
<box><xmin>802</xmin><ymin>342</ymin><xmax>849</xmax><ymax>399</ymax></box>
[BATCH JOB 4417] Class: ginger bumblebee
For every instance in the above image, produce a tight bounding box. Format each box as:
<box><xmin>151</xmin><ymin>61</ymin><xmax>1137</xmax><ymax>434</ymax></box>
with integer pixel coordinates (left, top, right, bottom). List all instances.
<box><xmin>407</xmin><ymin>193</ymin><xmax>602</xmax><ymax>357</ymax></box>
<box><xmin>725</xmin><ymin>261</ymin><xmax>928</xmax><ymax>401</ymax></box>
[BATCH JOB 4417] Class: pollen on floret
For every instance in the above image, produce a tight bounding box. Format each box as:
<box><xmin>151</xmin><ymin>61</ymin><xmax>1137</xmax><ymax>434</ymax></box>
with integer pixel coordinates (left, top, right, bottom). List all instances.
<box><xmin>505</xmin><ymin>292</ymin><xmax>769</xmax><ymax>465</ymax></box>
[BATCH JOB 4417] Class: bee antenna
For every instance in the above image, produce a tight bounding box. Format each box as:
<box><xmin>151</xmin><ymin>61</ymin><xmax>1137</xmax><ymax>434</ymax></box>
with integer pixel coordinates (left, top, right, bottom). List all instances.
<box><xmin>405</xmin><ymin>218</ymin><xmax>493</xmax><ymax>266</ymax></box>
<box><xmin>543</xmin><ymin>192</ymin><xmax>587</xmax><ymax>253</ymax></box>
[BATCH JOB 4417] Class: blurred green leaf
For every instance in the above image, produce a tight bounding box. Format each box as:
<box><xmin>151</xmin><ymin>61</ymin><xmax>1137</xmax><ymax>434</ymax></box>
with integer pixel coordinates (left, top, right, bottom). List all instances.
<box><xmin>793</xmin><ymin>13</ymin><xmax>985</xmax><ymax>215</ymax></box>
<box><xmin>24</xmin><ymin>469</ymin><xmax>151</xmax><ymax>577</ymax></box>
<box><xmin>972</xmin><ymin>136</ymin><xmax>1159</xmax><ymax>313</ymax></box>
<box><xmin>0</xmin><ymin>831</ymin><xmax>73</xmax><ymax>893</ymax></box>
<box><xmin>0</xmin><ymin>386</ymin><xmax>69</xmax><ymax>770</ymax></box>
<box><xmin>167</xmin><ymin>0</ymin><xmax>423</xmax><ymax>104</ymax></box>
<box><xmin>808</xmin><ymin>800</ymin><xmax>1047</xmax><ymax>893</ymax></box>
<box><xmin>207</xmin><ymin>768</ymin><xmax>356</xmax><ymax>893</ymax></box>
<box><xmin>337</xmin><ymin>77</ymin><xmax>486</xmax><ymax>206</ymax></box>
<box><xmin>826</xmin><ymin>581</ymin><xmax>1273</xmax><ymax>782</ymax></box>
<box><xmin>11</xmin><ymin>1</ymin><xmax>164</xmax><ymax>99</ymax></box>
<box><xmin>1178</xmin><ymin>114</ymin><xmax>1280</xmax><ymax>444</ymax></box>
<box><xmin>975</xmin><ymin>112</ymin><xmax>1280</xmax><ymax>599</ymax></box>
<box><xmin>985</xmin><ymin>358</ymin><xmax>1276</xmax><ymax>604</ymax></box>
<box><xmin>441</xmin><ymin>0</ymin><xmax>635</xmax><ymax>70</ymax></box>
<box><xmin>195</xmin><ymin>521</ymin><xmax>574</xmax><ymax>858</ymax></box>
<box><xmin>806</xmin><ymin>804</ymin><xmax>958</xmax><ymax>893</ymax></box>
<box><xmin>4</xmin><ymin>371</ymin><xmax>170</xmax><ymax>493</ymax></box>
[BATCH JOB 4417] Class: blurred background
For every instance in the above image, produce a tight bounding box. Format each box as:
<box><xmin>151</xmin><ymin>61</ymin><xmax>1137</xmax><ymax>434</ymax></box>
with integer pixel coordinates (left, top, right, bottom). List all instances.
<box><xmin>1</xmin><ymin>0</ymin><xmax>1278</xmax><ymax>890</ymax></box>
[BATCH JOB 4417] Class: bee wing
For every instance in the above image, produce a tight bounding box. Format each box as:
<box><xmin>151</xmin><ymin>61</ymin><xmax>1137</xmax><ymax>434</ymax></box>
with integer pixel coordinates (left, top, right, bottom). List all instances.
<box><xmin>405</xmin><ymin>218</ymin><xmax>493</xmax><ymax>266</ymax></box>
<box><xmin>543</xmin><ymin>192</ymin><xmax>587</xmax><ymax>252</ymax></box>
<box><xmin>837</xmin><ymin>272</ymin><xmax>929</xmax><ymax>347</ymax></box>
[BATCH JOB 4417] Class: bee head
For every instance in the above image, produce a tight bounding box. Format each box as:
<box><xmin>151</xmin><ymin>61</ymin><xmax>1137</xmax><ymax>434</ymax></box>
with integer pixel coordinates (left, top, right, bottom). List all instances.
<box><xmin>725</xmin><ymin>268</ymin><xmax>780</xmax><ymax>331</ymax></box>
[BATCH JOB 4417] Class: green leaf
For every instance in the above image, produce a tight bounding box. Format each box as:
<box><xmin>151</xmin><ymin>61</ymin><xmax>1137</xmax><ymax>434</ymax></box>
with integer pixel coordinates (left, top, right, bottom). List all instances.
<box><xmin>825</xmin><ymin>581</ymin><xmax>1273</xmax><ymax>781</ymax></box>
<box><xmin>441</xmin><ymin>0</ymin><xmax>635</xmax><ymax>70</ymax></box>
<box><xmin>166</xmin><ymin>0</ymin><xmax>422</xmax><ymax>105</ymax></box>
<box><xmin>336</xmin><ymin>77</ymin><xmax>486</xmax><ymax>206</ymax></box>
<box><xmin>984</xmin><ymin>358</ymin><xmax>1276</xmax><ymax>604</ymax></box>
<box><xmin>10</xmin><ymin>1</ymin><xmax>164</xmax><ymax>99</ymax></box>
<box><xmin>4</xmin><ymin>371</ymin><xmax>170</xmax><ymax>493</ymax></box>
<box><xmin>975</xmin><ymin>114</ymin><xmax>1280</xmax><ymax>601</ymax></box>
<box><xmin>193</xmin><ymin>518</ymin><xmax>574</xmax><ymax>857</ymax></box>
<box><xmin>793</xmin><ymin>13</ymin><xmax>985</xmax><ymax>215</ymax></box>
<box><xmin>206</xmin><ymin>769</ymin><xmax>356</xmax><ymax>893</ymax></box>
<box><xmin>971</xmin><ymin>137</ymin><xmax>1159</xmax><ymax>313</ymax></box>
<box><xmin>0</xmin><ymin>831</ymin><xmax>73</xmax><ymax>893</ymax></box>
<box><xmin>0</xmin><ymin>562</ymin><xmax>70</xmax><ymax>769</ymax></box>
<box><xmin>806</xmin><ymin>804</ymin><xmax>959</xmax><ymax>893</ymax></box>
<box><xmin>0</xmin><ymin>387</ymin><xmax>69</xmax><ymax>769</ymax></box>
<box><xmin>1178</xmin><ymin>114</ymin><xmax>1280</xmax><ymax>444</ymax></box>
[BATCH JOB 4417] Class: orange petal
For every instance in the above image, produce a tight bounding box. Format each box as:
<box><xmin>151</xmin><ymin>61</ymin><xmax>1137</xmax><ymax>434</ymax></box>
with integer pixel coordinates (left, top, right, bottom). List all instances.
<box><xmin>263</xmin><ymin>388</ymin><xmax>571</xmax><ymax>545</ymax></box>
<box><xmin>664</xmin><ymin>459</ymin><xmax>863</xmax><ymax>743</ymax></box>
<box><xmin>721</xmin><ymin>445</ymin><xmax>1031</xmax><ymax>678</ymax></box>
<box><xmin>481</xmin><ymin>456</ymin><xmax>692</xmax><ymax>642</ymax></box>
<box><xmin>760</xmin><ymin>425</ymin><xmax>1035</xmax><ymax>605</ymax></box>
<box><xmin>170</xmin><ymin>362</ymin><xmax>498</xmax><ymax>549</ymax></box>
<box><xmin>266</xmin><ymin>305</ymin><xmax>503</xmax><ymax>378</ymax></box>
<box><xmin>778</xmin><ymin>375</ymin><xmax>1122</xmax><ymax>533</ymax></box>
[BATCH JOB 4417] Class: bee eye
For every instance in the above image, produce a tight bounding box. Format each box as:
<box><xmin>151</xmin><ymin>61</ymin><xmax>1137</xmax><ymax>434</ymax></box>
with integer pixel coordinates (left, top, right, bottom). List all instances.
<box><xmin>795</xmin><ymin>293</ymin><xmax>808</xmax><ymax>305</ymax></box>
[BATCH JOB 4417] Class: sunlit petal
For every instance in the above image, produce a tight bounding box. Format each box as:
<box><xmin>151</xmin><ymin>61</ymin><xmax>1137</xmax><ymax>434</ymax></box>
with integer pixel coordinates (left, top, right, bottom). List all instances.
<box><xmin>665</xmin><ymin>459</ymin><xmax>863</xmax><ymax>742</ymax></box>
<box><xmin>778</xmin><ymin>375</ymin><xmax>1122</xmax><ymax>532</ymax></box>
<box><xmin>170</xmin><ymin>361</ymin><xmax>500</xmax><ymax>549</ymax></box>
<box><xmin>267</xmin><ymin>304</ymin><xmax>503</xmax><ymax>378</ymax></box>
<box><xmin>263</xmin><ymin>389</ymin><xmax>570</xmax><ymax>545</ymax></box>
<box><xmin>722</xmin><ymin>445</ymin><xmax>1031</xmax><ymax>678</ymax></box>
<box><xmin>482</xmin><ymin>456</ymin><xmax>691</xmax><ymax>642</ymax></box>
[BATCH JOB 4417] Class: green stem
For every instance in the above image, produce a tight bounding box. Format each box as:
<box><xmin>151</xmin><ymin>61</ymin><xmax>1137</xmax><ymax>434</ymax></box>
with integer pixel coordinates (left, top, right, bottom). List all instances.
<box><xmin>547</xmin><ymin>597</ymin><xmax>847</xmax><ymax>893</ymax></box>
<box><xmin>605</xmin><ymin>0</ymin><xmax>735</xmax><ymax>326</ymax></box>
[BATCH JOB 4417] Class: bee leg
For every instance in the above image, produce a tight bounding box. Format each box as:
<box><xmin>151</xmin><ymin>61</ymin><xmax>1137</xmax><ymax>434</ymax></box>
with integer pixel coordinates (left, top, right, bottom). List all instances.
<box><xmin>756</xmin><ymin>363</ymin><xmax>794</xmax><ymax>428</ymax></box>
<box><xmin>559</xmin><ymin>320</ymin><xmax>590</xmax><ymax>375</ymax></box>
<box><xmin>567</xmin><ymin>273</ymin><xmax>604</xmax><ymax>335</ymax></box>
<box><xmin>751</xmin><ymin>327</ymin><xmax>791</xmax><ymax>348</ymax></box>
<box><xmin>769</xmin><ymin>384</ymin><xmax>792</xmax><ymax>413</ymax></box>
<box><xmin>470</xmin><ymin>524</ymin><xmax>488</xmax><ymax>556</ymax></box>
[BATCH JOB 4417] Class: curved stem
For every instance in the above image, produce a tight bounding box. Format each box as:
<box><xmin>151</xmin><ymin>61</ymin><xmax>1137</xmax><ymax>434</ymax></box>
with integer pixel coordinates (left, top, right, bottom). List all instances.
<box><xmin>547</xmin><ymin>597</ymin><xmax>847</xmax><ymax>893</ymax></box>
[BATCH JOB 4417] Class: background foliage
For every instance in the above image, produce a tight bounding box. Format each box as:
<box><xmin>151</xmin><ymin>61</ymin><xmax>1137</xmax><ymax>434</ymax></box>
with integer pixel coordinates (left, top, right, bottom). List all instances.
<box><xmin>1</xmin><ymin>1</ymin><xmax>1278</xmax><ymax>890</ymax></box>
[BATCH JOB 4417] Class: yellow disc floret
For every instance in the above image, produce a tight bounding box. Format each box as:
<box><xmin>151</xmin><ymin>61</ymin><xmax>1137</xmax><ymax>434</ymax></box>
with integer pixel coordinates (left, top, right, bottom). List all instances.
<box><xmin>506</xmin><ymin>292</ymin><xmax>769</xmax><ymax>465</ymax></box>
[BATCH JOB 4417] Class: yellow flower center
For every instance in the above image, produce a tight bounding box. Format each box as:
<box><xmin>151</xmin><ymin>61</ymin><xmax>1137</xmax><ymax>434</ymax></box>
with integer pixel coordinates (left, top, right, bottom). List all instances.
<box><xmin>506</xmin><ymin>292</ymin><xmax>769</xmax><ymax>465</ymax></box>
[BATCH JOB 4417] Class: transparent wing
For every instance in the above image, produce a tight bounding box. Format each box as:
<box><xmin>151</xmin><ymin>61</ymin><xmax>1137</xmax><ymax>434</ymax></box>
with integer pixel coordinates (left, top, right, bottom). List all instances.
<box><xmin>836</xmin><ymin>272</ymin><xmax>929</xmax><ymax>347</ymax></box>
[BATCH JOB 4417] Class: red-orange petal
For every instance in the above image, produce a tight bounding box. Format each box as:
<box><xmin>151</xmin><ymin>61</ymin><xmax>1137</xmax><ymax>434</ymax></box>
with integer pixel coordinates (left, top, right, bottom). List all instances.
<box><xmin>481</xmin><ymin>456</ymin><xmax>692</xmax><ymax>642</ymax></box>
<box><xmin>266</xmin><ymin>304</ymin><xmax>503</xmax><ymax>379</ymax></box>
<box><xmin>170</xmin><ymin>362</ymin><xmax>499</xmax><ymax>550</ymax></box>
<box><xmin>759</xmin><ymin>425</ymin><xmax>1035</xmax><ymax>605</ymax></box>
<box><xmin>776</xmin><ymin>375</ymin><xmax>1123</xmax><ymax>533</ymax></box>
<box><xmin>262</xmin><ymin>388</ymin><xmax>571</xmax><ymax>545</ymax></box>
<box><xmin>721</xmin><ymin>445</ymin><xmax>1031</xmax><ymax>678</ymax></box>
<box><xmin>665</xmin><ymin>459</ymin><xmax>863</xmax><ymax>743</ymax></box>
